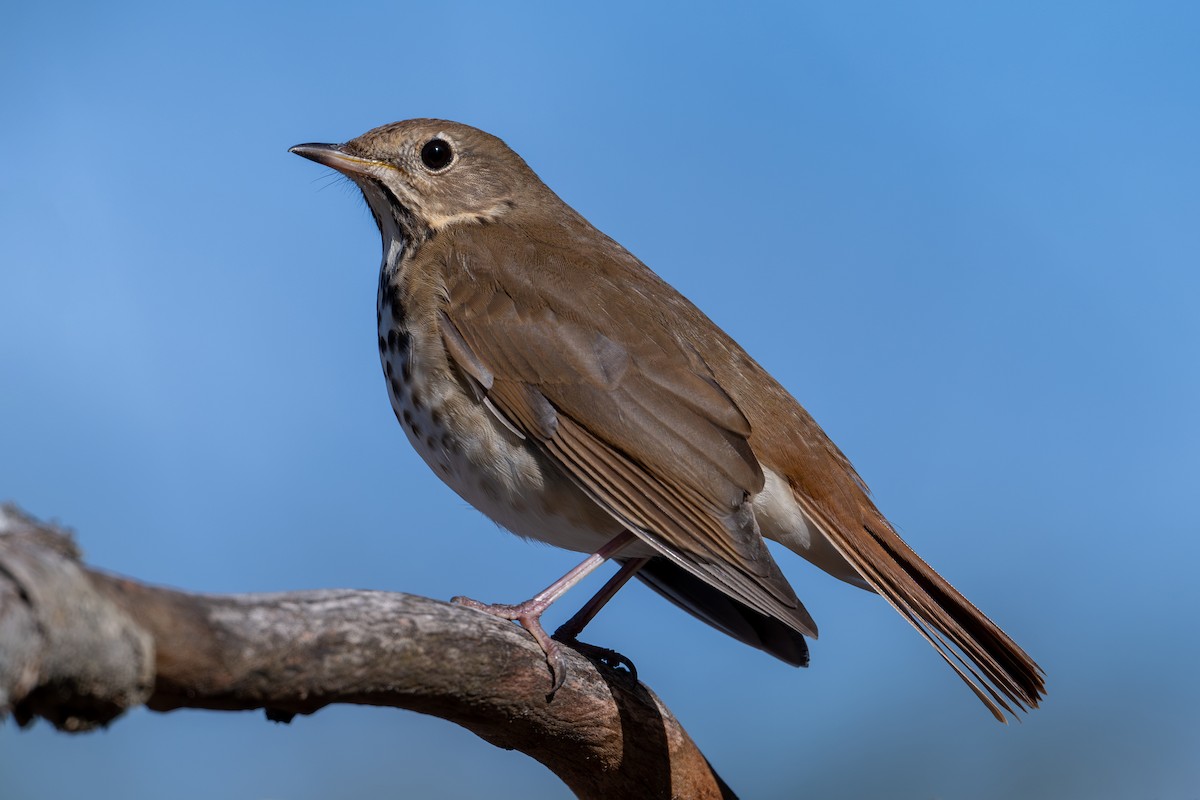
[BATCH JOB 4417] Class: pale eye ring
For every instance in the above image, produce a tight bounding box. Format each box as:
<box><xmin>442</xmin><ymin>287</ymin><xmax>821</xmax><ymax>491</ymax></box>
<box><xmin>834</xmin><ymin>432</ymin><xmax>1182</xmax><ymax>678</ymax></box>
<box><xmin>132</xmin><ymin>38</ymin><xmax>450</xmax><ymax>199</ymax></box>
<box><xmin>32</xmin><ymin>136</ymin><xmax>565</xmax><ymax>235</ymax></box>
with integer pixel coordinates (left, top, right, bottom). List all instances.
<box><xmin>420</xmin><ymin>138</ymin><xmax>454</xmax><ymax>171</ymax></box>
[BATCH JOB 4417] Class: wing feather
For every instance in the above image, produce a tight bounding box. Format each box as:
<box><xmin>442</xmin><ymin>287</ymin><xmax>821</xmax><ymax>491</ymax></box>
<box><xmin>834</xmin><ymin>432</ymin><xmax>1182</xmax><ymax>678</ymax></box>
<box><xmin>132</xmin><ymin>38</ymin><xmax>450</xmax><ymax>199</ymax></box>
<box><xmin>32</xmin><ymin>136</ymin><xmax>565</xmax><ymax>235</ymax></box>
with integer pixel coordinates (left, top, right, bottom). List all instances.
<box><xmin>437</xmin><ymin>234</ymin><xmax>817</xmax><ymax>639</ymax></box>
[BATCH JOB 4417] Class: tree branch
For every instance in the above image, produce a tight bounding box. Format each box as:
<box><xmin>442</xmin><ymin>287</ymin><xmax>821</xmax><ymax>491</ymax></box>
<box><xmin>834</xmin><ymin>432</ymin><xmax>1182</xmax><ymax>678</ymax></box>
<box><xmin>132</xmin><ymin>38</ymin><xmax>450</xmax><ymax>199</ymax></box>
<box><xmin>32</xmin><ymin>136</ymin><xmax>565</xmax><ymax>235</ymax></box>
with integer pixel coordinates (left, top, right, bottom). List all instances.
<box><xmin>0</xmin><ymin>503</ymin><xmax>735</xmax><ymax>799</ymax></box>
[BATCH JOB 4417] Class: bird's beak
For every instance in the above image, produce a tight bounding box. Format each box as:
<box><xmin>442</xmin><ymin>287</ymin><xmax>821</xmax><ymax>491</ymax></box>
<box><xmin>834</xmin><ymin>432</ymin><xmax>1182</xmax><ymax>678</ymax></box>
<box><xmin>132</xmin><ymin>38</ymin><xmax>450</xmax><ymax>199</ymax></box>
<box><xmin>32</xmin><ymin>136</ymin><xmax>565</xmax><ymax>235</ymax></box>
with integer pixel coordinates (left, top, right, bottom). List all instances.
<box><xmin>289</xmin><ymin>143</ymin><xmax>384</xmax><ymax>178</ymax></box>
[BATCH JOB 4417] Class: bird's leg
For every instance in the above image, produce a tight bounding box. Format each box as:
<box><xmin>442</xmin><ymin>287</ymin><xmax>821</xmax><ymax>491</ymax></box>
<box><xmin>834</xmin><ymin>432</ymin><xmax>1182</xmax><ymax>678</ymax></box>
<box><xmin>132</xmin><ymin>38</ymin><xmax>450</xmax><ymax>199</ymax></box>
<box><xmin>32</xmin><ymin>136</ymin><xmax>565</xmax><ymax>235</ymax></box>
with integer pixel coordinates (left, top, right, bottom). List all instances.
<box><xmin>552</xmin><ymin>555</ymin><xmax>651</xmax><ymax>679</ymax></box>
<box><xmin>452</xmin><ymin>530</ymin><xmax>639</xmax><ymax>692</ymax></box>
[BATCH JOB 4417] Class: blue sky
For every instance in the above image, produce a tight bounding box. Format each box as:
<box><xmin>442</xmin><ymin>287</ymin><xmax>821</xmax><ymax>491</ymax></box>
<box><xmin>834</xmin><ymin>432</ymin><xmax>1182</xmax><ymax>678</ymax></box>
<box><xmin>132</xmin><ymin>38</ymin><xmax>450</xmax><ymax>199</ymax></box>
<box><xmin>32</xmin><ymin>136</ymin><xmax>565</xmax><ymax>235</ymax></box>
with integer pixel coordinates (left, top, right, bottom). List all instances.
<box><xmin>3</xmin><ymin>2</ymin><xmax>1199</xmax><ymax>798</ymax></box>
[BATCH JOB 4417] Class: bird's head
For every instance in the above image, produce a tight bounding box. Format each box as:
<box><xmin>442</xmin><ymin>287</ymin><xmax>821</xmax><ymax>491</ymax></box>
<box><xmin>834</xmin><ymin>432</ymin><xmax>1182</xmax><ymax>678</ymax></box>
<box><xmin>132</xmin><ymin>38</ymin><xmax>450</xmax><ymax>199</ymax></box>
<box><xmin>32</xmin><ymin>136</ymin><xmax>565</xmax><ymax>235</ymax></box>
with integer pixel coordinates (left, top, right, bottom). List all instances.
<box><xmin>291</xmin><ymin>118</ymin><xmax>540</xmax><ymax>244</ymax></box>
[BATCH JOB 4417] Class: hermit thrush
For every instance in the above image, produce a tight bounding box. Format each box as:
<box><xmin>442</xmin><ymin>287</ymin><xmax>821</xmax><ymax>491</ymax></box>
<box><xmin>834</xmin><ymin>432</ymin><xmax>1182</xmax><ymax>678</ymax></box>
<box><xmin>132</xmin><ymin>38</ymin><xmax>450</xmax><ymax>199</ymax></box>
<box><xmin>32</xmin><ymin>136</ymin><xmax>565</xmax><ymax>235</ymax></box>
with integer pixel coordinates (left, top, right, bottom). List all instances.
<box><xmin>291</xmin><ymin>119</ymin><xmax>1044</xmax><ymax>721</ymax></box>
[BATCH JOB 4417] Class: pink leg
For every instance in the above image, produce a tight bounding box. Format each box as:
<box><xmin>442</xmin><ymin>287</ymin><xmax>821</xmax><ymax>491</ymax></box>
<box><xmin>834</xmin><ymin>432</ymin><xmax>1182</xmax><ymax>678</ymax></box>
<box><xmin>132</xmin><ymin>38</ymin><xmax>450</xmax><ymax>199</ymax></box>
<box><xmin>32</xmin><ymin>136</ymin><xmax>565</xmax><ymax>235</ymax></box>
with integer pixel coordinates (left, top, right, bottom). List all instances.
<box><xmin>555</xmin><ymin>556</ymin><xmax>651</xmax><ymax>640</ymax></box>
<box><xmin>552</xmin><ymin>555</ymin><xmax>651</xmax><ymax>678</ymax></box>
<box><xmin>452</xmin><ymin>530</ymin><xmax>639</xmax><ymax>692</ymax></box>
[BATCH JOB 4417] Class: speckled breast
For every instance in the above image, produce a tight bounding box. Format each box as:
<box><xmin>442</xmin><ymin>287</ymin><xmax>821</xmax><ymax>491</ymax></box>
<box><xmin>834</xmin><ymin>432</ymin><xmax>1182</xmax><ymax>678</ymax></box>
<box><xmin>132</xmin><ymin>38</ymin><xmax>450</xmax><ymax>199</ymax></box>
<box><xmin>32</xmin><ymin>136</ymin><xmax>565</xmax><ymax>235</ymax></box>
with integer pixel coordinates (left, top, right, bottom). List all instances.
<box><xmin>375</xmin><ymin>274</ymin><xmax>641</xmax><ymax>558</ymax></box>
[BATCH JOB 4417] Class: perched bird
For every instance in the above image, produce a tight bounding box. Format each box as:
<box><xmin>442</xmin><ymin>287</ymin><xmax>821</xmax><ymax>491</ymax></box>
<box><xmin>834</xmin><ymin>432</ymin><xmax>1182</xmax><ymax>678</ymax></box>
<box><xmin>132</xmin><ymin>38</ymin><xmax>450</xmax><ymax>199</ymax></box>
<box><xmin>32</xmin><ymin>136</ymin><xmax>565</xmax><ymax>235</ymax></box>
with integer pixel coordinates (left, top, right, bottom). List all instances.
<box><xmin>291</xmin><ymin>119</ymin><xmax>1044</xmax><ymax>721</ymax></box>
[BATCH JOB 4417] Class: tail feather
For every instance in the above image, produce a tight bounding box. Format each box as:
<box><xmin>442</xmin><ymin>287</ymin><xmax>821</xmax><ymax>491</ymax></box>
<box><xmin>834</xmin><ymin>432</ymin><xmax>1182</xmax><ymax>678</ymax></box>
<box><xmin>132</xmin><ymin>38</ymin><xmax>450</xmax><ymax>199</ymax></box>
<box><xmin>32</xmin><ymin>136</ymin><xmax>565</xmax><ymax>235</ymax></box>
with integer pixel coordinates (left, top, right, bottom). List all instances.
<box><xmin>793</xmin><ymin>494</ymin><xmax>1045</xmax><ymax>722</ymax></box>
<box><xmin>632</xmin><ymin>556</ymin><xmax>811</xmax><ymax>667</ymax></box>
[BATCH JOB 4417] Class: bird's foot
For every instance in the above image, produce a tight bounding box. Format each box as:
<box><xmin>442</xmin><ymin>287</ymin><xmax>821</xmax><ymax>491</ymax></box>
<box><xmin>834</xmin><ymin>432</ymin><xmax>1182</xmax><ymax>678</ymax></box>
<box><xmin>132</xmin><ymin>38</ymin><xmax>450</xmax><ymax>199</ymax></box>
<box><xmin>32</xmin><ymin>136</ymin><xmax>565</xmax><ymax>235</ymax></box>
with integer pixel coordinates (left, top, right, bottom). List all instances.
<box><xmin>452</xmin><ymin>595</ymin><xmax>570</xmax><ymax>693</ymax></box>
<box><xmin>552</xmin><ymin>631</ymin><xmax>638</xmax><ymax>681</ymax></box>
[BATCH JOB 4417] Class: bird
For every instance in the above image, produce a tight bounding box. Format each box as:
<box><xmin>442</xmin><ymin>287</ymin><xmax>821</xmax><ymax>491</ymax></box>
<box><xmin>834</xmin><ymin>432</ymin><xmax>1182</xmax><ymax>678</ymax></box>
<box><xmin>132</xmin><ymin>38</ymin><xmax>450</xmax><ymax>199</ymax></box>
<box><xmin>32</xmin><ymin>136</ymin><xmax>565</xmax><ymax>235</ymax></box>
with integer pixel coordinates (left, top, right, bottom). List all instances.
<box><xmin>290</xmin><ymin>119</ymin><xmax>1045</xmax><ymax>722</ymax></box>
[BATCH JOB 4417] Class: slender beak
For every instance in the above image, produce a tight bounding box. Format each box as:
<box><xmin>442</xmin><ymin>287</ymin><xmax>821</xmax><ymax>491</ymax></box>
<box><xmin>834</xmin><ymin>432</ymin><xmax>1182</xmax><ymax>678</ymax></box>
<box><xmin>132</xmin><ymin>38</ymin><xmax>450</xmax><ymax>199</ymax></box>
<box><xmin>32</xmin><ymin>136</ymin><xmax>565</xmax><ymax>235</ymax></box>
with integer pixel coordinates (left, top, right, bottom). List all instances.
<box><xmin>289</xmin><ymin>143</ymin><xmax>384</xmax><ymax>178</ymax></box>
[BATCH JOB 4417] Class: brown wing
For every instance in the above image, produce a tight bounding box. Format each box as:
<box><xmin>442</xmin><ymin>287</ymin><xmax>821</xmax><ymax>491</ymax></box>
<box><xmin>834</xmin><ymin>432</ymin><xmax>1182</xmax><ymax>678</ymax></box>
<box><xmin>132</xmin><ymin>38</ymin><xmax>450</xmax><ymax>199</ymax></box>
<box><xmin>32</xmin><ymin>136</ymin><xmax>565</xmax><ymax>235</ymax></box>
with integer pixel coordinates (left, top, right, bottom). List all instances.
<box><xmin>693</xmin><ymin>295</ymin><xmax>1048</xmax><ymax>721</ymax></box>
<box><xmin>435</xmin><ymin>225</ymin><xmax>817</xmax><ymax>639</ymax></box>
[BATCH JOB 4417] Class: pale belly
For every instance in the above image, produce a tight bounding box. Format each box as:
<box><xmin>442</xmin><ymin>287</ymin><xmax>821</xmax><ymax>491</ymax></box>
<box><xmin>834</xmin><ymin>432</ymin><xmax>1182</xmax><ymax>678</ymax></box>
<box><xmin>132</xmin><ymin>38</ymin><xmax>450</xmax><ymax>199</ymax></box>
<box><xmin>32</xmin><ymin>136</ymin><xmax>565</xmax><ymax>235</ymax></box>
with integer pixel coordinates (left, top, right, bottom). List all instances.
<box><xmin>378</xmin><ymin>319</ymin><xmax>650</xmax><ymax>558</ymax></box>
<box><xmin>375</xmin><ymin>288</ymin><xmax>863</xmax><ymax>588</ymax></box>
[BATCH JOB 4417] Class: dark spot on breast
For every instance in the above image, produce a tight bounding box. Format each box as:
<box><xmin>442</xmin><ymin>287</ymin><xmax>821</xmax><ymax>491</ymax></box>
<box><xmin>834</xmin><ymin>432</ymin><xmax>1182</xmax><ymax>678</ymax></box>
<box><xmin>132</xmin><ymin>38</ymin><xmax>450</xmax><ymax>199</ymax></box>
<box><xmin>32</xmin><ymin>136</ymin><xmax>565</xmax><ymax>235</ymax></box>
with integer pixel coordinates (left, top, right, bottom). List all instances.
<box><xmin>411</xmin><ymin>391</ymin><xmax>424</xmax><ymax>411</ymax></box>
<box><xmin>425</xmin><ymin>434</ymin><xmax>437</xmax><ymax>450</ymax></box>
<box><xmin>410</xmin><ymin>422</ymin><xmax>423</xmax><ymax>438</ymax></box>
<box><xmin>378</xmin><ymin>335</ymin><xmax>387</xmax><ymax>352</ymax></box>
<box><xmin>383</xmin><ymin>284</ymin><xmax>406</xmax><ymax>325</ymax></box>
<box><xmin>440</xmin><ymin>433</ymin><xmax>454</xmax><ymax>450</ymax></box>
<box><xmin>385</xmin><ymin>361</ymin><xmax>393</xmax><ymax>378</ymax></box>
<box><xmin>390</xmin><ymin>377</ymin><xmax>405</xmax><ymax>397</ymax></box>
<box><xmin>401</xmin><ymin>359</ymin><xmax>412</xmax><ymax>382</ymax></box>
<box><xmin>402</xmin><ymin>409</ymin><xmax>413</xmax><ymax>426</ymax></box>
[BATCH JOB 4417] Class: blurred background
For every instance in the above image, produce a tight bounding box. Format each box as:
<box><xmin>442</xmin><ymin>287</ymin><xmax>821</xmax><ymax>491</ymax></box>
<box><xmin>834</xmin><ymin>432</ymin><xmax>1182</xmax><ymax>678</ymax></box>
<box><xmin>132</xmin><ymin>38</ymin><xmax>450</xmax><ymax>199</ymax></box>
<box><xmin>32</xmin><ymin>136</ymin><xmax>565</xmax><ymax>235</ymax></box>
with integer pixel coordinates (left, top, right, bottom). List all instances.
<box><xmin>3</xmin><ymin>2</ymin><xmax>1198</xmax><ymax>798</ymax></box>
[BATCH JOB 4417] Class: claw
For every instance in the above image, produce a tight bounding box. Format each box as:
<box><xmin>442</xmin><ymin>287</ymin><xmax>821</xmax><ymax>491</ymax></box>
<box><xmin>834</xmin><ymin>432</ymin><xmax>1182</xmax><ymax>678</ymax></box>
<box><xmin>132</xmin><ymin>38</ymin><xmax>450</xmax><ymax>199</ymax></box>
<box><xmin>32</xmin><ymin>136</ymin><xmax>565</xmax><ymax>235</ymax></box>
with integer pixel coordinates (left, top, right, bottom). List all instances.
<box><xmin>554</xmin><ymin>633</ymin><xmax>638</xmax><ymax>681</ymax></box>
<box><xmin>446</xmin><ymin>532</ymin><xmax>642</xmax><ymax>695</ymax></box>
<box><xmin>453</xmin><ymin>595</ymin><xmax>569</xmax><ymax>693</ymax></box>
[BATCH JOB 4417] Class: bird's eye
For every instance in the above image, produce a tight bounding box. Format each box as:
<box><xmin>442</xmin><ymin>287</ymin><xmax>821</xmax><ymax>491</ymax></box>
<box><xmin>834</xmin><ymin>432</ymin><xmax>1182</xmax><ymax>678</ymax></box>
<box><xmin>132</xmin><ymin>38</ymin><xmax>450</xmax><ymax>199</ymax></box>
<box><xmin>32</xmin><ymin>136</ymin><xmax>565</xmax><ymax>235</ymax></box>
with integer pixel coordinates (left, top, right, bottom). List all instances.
<box><xmin>420</xmin><ymin>138</ymin><xmax>454</xmax><ymax>171</ymax></box>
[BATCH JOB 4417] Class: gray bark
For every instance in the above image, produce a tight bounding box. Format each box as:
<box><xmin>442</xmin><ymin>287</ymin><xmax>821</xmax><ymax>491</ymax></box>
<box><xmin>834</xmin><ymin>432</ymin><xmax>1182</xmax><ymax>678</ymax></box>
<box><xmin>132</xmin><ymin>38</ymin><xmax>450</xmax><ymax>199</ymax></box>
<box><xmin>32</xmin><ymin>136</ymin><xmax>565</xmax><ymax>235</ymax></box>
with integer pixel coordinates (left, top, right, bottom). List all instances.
<box><xmin>0</xmin><ymin>503</ymin><xmax>735</xmax><ymax>799</ymax></box>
